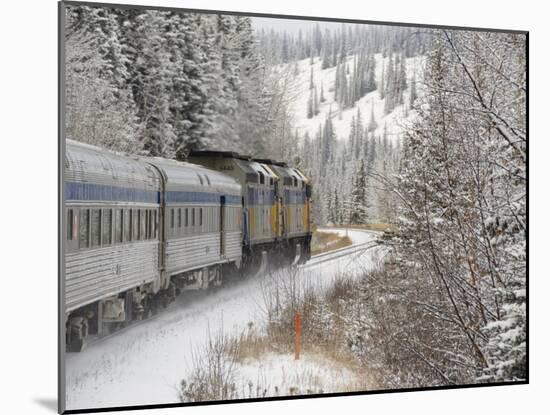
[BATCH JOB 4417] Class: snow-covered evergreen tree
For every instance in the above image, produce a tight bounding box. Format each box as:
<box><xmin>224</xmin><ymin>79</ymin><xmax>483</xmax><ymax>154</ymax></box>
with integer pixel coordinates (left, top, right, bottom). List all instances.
<box><xmin>348</xmin><ymin>159</ymin><xmax>369</xmax><ymax>224</ymax></box>
<box><xmin>378</xmin><ymin>30</ymin><xmax>527</xmax><ymax>386</ymax></box>
<box><xmin>378</xmin><ymin>64</ymin><xmax>385</xmax><ymax>99</ymax></box>
<box><xmin>409</xmin><ymin>70</ymin><xmax>418</xmax><ymax>107</ymax></box>
<box><xmin>66</xmin><ymin>6</ymin><xmax>273</xmax><ymax>158</ymax></box>
<box><xmin>368</xmin><ymin>103</ymin><xmax>378</xmax><ymax>132</ymax></box>
<box><xmin>65</xmin><ymin>6</ymin><xmax>139</xmax><ymax>153</ymax></box>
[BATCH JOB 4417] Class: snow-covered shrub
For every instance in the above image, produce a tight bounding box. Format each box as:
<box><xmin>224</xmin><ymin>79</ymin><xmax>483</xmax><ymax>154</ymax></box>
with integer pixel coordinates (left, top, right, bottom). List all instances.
<box><xmin>179</xmin><ymin>328</ymin><xmax>240</xmax><ymax>402</ymax></box>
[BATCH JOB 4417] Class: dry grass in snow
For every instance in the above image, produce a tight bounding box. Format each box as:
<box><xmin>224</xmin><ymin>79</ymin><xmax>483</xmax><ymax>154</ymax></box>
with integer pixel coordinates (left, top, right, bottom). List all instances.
<box><xmin>311</xmin><ymin>230</ymin><xmax>353</xmax><ymax>255</ymax></box>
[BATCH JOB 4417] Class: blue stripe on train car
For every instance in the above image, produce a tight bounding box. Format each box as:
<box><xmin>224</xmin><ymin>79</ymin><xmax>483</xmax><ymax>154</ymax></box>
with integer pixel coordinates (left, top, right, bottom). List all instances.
<box><xmin>65</xmin><ymin>181</ymin><xmax>242</xmax><ymax>206</ymax></box>
<box><xmin>247</xmin><ymin>187</ymin><xmax>276</xmax><ymax>205</ymax></box>
<box><xmin>65</xmin><ymin>182</ymin><xmax>160</xmax><ymax>204</ymax></box>
<box><xmin>226</xmin><ymin>195</ymin><xmax>242</xmax><ymax>205</ymax></box>
<box><xmin>166</xmin><ymin>191</ymin><xmax>241</xmax><ymax>206</ymax></box>
<box><xmin>284</xmin><ymin>189</ymin><xmax>306</xmax><ymax>204</ymax></box>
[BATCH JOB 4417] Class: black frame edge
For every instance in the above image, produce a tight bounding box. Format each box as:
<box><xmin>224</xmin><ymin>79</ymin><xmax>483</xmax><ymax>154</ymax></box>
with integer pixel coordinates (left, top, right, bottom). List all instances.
<box><xmin>58</xmin><ymin>1</ymin><xmax>67</xmax><ymax>414</ymax></box>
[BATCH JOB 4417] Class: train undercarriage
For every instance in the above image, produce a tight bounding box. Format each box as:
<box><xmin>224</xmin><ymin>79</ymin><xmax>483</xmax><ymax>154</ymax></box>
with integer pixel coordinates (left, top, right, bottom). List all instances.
<box><xmin>65</xmin><ymin>236</ymin><xmax>311</xmax><ymax>352</ymax></box>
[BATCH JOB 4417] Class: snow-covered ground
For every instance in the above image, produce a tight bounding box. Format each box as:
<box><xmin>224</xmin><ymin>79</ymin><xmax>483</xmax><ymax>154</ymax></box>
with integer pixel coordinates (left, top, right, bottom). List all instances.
<box><xmin>65</xmin><ymin>229</ymin><xmax>383</xmax><ymax>410</ymax></box>
<box><xmin>234</xmin><ymin>351</ymin><xmax>369</xmax><ymax>398</ymax></box>
<box><xmin>285</xmin><ymin>54</ymin><xmax>425</xmax><ymax>144</ymax></box>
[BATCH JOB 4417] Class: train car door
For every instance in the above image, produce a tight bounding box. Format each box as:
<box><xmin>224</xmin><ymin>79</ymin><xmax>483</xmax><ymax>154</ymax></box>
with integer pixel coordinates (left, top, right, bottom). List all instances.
<box><xmin>220</xmin><ymin>195</ymin><xmax>226</xmax><ymax>257</ymax></box>
<box><xmin>243</xmin><ymin>208</ymin><xmax>250</xmax><ymax>247</ymax></box>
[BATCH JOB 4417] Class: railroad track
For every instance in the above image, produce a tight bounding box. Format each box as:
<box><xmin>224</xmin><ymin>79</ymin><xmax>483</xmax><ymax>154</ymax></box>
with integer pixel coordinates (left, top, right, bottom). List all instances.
<box><xmin>303</xmin><ymin>228</ymin><xmax>381</xmax><ymax>267</ymax></box>
<box><xmin>303</xmin><ymin>240</ymin><xmax>380</xmax><ymax>267</ymax></box>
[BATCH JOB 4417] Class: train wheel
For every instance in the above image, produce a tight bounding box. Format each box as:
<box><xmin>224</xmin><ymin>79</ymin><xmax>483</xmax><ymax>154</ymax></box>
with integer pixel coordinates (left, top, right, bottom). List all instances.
<box><xmin>140</xmin><ymin>296</ymin><xmax>153</xmax><ymax>320</ymax></box>
<box><xmin>150</xmin><ymin>296</ymin><xmax>162</xmax><ymax>316</ymax></box>
<box><xmin>68</xmin><ymin>337</ymin><xmax>84</xmax><ymax>353</ymax></box>
<box><xmin>208</xmin><ymin>267</ymin><xmax>223</xmax><ymax>294</ymax></box>
<box><xmin>66</xmin><ymin>317</ymin><xmax>87</xmax><ymax>352</ymax></box>
<box><xmin>214</xmin><ymin>266</ymin><xmax>222</xmax><ymax>287</ymax></box>
<box><xmin>140</xmin><ymin>301</ymin><xmax>153</xmax><ymax>320</ymax></box>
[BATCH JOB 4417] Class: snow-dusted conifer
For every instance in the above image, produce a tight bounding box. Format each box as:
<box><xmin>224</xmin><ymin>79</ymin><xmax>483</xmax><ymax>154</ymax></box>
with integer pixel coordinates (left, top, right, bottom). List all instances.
<box><xmin>368</xmin><ymin>103</ymin><xmax>378</xmax><ymax>132</ymax></box>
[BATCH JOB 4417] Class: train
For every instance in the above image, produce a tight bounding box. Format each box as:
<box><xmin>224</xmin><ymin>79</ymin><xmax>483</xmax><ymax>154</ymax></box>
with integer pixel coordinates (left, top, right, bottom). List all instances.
<box><xmin>64</xmin><ymin>140</ymin><xmax>313</xmax><ymax>351</ymax></box>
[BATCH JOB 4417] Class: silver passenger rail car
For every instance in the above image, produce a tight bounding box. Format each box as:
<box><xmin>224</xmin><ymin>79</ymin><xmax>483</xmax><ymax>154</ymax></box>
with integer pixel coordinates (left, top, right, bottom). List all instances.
<box><xmin>145</xmin><ymin>158</ymin><xmax>243</xmax><ymax>293</ymax></box>
<box><xmin>65</xmin><ymin>140</ymin><xmax>164</xmax><ymax>351</ymax></box>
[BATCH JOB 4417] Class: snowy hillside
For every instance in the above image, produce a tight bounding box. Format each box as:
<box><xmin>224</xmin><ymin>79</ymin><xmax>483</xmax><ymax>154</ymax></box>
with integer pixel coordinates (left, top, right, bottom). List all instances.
<box><xmin>278</xmin><ymin>50</ymin><xmax>426</xmax><ymax>225</ymax></box>
<box><xmin>287</xmin><ymin>54</ymin><xmax>425</xmax><ymax>145</ymax></box>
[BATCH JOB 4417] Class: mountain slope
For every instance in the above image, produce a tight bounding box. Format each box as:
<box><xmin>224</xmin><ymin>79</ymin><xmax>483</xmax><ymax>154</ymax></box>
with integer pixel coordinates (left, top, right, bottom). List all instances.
<box><xmin>288</xmin><ymin>53</ymin><xmax>425</xmax><ymax>144</ymax></box>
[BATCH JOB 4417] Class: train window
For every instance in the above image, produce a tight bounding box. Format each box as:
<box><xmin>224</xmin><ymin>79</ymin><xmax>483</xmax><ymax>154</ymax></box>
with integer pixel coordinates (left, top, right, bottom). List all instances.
<box><xmin>90</xmin><ymin>209</ymin><xmax>100</xmax><ymax>248</ymax></box>
<box><xmin>102</xmin><ymin>209</ymin><xmax>112</xmax><ymax>245</ymax></box>
<box><xmin>79</xmin><ymin>208</ymin><xmax>89</xmax><ymax>249</ymax></box>
<box><xmin>185</xmin><ymin>208</ymin><xmax>188</xmax><ymax>227</ymax></box>
<box><xmin>140</xmin><ymin>210</ymin><xmax>146</xmax><ymax>240</ymax></box>
<box><xmin>145</xmin><ymin>209</ymin><xmax>153</xmax><ymax>239</ymax></box>
<box><xmin>133</xmin><ymin>209</ymin><xmax>139</xmax><ymax>240</ymax></box>
<box><xmin>137</xmin><ymin>210</ymin><xmax>141</xmax><ymax>240</ymax></box>
<box><xmin>152</xmin><ymin>210</ymin><xmax>156</xmax><ymax>238</ymax></box>
<box><xmin>178</xmin><ymin>208</ymin><xmax>182</xmax><ymax>228</ymax></box>
<box><xmin>135</xmin><ymin>210</ymin><xmax>140</xmax><ymax>240</ymax></box>
<box><xmin>212</xmin><ymin>208</ymin><xmax>215</xmax><ymax>231</ymax></box>
<box><xmin>153</xmin><ymin>210</ymin><xmax>158</xmax><ymax>238</ymax></box>
<box><xmin>170</xmin><ymin>208</ymin><xmax>175</xmax><ymax>229</ymax></box>
<box><xmin>200</xmin><ymin>208</ymin><xmax>203</xmax><ymax>228</ymax></box>
<box><xmin>115</xmin><ymin>209</ymin><xmax>123</xmax><ymax>243</ymax></box>
<box><xmin>259</xmin><ymin>172</ymin><xmax>265</xmax><ymax>185</ymax></box>
<box><xmin>145</xmin><ymin>210</ymin><xmax>150</xmax><ymax>239</ymax></box>
<box><xmin>144</xmin><ymin>210</ymin><xmax>148</xmax><ymax>239</ymax></box>
<box><xmin>123</xmin><ymin>209</ymin><xmax>131</xmax><ymax>242</ymax></box>
<box><xmin>192</xmin><ymin>208</ymin><xmax>195</xmax><ymax>227</ymax></box>
<box><xmin>151</xmin><ymin>210</ymin><xmax>155</xmax><ymax>239</ymax></box>
<box><xmin>67</xmin><ymin>209</ymin><xmax>73</xmax><ymax>240</ymax></box>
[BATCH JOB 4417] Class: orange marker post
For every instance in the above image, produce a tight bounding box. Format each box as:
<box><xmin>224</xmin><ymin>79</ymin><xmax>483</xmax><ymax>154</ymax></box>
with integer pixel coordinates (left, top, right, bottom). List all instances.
<box><xmin>294</xmin><ymin>312</ymin><xmax>301</xmax><ymax>360</ymax></box>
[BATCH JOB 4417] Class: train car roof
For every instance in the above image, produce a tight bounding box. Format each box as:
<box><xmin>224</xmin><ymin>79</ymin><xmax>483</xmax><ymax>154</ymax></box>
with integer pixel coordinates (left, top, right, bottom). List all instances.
<box><xmin>292</xmin><ymin>167</ymin><xmax>310</xmax><ymax>184</ymax></box>
<box><xmin>187</xmin><ymin>151</ymin><xmax>294</xmax><ymax>184</ymax></box>
<box><xmin>66</xmin><ymin>140</ymin><xmax>241</xmax><ymax>196</ymax></box>
<box><xmin>65</xmin><ymin>139</ymin><xmax>162</xmax><ymax>191</ymax></box>
<box><xmin>268</xmin><ymin>164</ymin><xmax>307</xmax><ymax>187</ymax></box>
<box><xmin>144</xmin><ymin>157</ymin><xmax>241</xmax><ymax>196</ymax></box>
<box><xmin>188</xmin><ymin>150</ymin><xmax>252</xmax><ymax>161</ymax></box>
<box><xmin>248</xmin><ymin>160</ymin><xmax>278</xmax><ymax>181</ymax></box>
<box><xmin>252</xmin><ymin>158</ymin><xmax>288</xmax><ymax>167</ymax></box>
